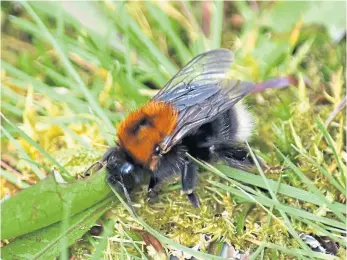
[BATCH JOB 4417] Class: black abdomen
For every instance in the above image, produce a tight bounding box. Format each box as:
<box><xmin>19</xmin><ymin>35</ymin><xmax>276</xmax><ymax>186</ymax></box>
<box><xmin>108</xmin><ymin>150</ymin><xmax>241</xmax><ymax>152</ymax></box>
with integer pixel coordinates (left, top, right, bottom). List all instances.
<box><xmin>182</xmin><ymin>106</ymin><xmax>239</xmax><ymax>161</ymax></box>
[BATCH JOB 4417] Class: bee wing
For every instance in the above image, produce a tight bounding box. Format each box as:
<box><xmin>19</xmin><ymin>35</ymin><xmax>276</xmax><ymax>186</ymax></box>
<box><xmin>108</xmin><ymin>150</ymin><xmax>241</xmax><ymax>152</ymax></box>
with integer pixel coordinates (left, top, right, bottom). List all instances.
<box><xmin>153</xmin><ymin>49</ymin><xmax>255</xmax><ymax>153</ymax></box>
<box><xmin>154</xmin><ymin>49</ymin><xmax>235</xmax><ymax>108</ymax></box>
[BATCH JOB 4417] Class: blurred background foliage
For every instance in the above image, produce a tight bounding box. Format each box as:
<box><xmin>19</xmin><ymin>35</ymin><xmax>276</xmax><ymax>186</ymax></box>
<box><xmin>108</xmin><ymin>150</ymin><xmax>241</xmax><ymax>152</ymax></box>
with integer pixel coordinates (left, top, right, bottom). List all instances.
<box><xmin>1</xmin><ymin>1</ymin><xmax>346</xmax><ymax>259</ymax></box>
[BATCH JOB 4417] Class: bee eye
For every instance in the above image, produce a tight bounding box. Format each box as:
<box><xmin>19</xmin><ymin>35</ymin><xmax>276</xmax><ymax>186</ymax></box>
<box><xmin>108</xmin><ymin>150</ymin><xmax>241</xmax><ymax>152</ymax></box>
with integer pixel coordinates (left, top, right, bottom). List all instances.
<box><xmin>154</xmin><ymin>145</ymin><xmax>161</xmax><ymax>155</ymax></box>
<box><xmin>120</xmin><ymin>162</ymin><xmax>134</xmax><ymax>175</ymax></box>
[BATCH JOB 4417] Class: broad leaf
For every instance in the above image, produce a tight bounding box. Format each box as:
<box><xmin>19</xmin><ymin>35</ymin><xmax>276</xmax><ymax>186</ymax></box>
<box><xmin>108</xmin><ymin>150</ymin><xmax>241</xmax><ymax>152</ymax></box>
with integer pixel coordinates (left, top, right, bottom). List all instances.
<box><xmin>2</xmin><ymin>197</ymin><xmax>114</xmax><ymax>259</ymax></box>
<box><xmin>1</xmin><ymin>169</ymin><xmax>110</xmax><ymax>239</ymax></box>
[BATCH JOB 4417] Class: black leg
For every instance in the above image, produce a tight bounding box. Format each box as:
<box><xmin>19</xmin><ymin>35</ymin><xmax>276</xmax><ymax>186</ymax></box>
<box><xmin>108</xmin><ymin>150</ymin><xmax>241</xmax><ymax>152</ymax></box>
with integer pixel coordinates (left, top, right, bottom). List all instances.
<box><xmin>187</xmin><ymin>193</ymin><xmax>200</xmax><ymax>208</ymax></box>
<box><xmin>81</xmin><ymin>160</ymin><xmax>104</xmax><ymax>178</ymax></box>
<box><xmin>214</xmin><ymin>146</ymin><xmax>267</xmax><ymax>172</ymax></box>
<box><xmin>107</xmin><ymin>172</ymin><xmax>119</xmax><ymax>188</ymax></box>
<box><xmin>182</xmin><ymin>160</ymin><xmax>197</xmax><ymax>192</ymax></box>
<box><xmin>147</xmin><ymin>176</ymin><xmax>161</xmax><ymax>203</ymax></box>
<box><xmin>148</xmin><ymin>176</ymin><xmax>160</xmax><ymax>190</ymax></box>
<box><xmin>181</xmin><ymin>160</ymin><xmax>200</xmax><ymax>207</ymax></box>
<box><xmin>106</xmin><ymin>172</ymin><xmax>136</xmax><ymax>215</ymax></box>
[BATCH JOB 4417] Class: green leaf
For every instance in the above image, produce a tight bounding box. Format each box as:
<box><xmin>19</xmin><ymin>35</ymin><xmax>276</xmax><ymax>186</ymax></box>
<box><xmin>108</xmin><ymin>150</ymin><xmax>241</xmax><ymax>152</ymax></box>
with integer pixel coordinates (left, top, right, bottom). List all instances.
<box><xmin>1</xmin><ymin>169</ymin><xmax>110</xmax><ymax>240</ymax></box>
<box><xmin>303</xmin><ymin>1</ymin><xmax>346</xmax><ymax>41</ymax></box>
<box><xmin>261</xmin><ymin>2</ymin><xmax>308</xmax><ymax>33</ymax></box>
<box><xmin>2</xmin><ymin>197</ymin><xmax>114</xmax><ymax>260</ymax></box>
<box><xmin>260</xmin><ymin>1</ymin><xmax>346</xmax><ymax>41</ymax></box>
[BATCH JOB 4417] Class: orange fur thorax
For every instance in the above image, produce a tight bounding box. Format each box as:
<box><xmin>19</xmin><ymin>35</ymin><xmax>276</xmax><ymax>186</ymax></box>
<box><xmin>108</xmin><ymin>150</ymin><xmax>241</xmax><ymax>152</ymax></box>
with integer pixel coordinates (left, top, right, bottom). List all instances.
<box><xmin>117</xmin><ymin>101</ymin><xmax>178</xmax><ymax>166</ymax></box>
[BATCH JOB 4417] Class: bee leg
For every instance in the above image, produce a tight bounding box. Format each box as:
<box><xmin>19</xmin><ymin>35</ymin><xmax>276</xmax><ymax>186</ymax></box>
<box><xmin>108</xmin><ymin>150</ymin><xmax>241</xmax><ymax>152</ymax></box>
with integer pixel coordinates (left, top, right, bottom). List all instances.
<box><xmin>215</xmin><ymin>146</ymin><xmax>267</xmax><ymax>172</ymax></box>
<box><xmin>182</xmin><ymin>160</ymin><xmax>200</xmax><ymax>208</ymax></box>
<box><xmin>106</xmin><ymin>173</ymin><xmax>137</xmax><ymax>215</ymax></box>
<box><xmin>116</xmin><ymin>180</ymin><xmax>136</xmax><ymax>216</ymax></box>
<box><xmin>80</xmin><ymin>160</ymin><xmax>104</xmax><ymax>178</ymax></box>
<box><xmin>106</xmin><ymin>172</ymin><xmax>121</xmax><ymax>189</ymax></box>
<box><xmin>147</xmin><ymin>176</ymin><xmax>161</xmax><ymax>203</ymax></box>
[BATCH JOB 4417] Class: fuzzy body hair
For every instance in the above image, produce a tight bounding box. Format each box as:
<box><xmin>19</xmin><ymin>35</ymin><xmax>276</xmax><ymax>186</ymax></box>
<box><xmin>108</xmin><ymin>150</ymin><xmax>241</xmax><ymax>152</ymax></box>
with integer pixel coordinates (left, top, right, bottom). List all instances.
<box><xmin>233</xmin><ymin>102</ymin><xmax>254</xmax><ymax>142</ymax></box>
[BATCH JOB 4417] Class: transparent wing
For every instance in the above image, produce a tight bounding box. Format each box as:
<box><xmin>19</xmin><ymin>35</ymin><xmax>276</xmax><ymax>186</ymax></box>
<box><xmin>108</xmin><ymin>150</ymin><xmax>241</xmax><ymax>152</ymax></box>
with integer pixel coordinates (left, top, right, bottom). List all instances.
<box><xmin>160</xmin><ymin>80</ymin><xmax>254</xmax><ymax>152</ymax></box>
<box><xmin>153</xmin><ymin>49</ymin><xmax>235</xmax><ymax>110</ymax></box>
<box><xmin>153</xmin><ymin>49</ymin><xmax>255</xmax><ymax>153</ymax></box>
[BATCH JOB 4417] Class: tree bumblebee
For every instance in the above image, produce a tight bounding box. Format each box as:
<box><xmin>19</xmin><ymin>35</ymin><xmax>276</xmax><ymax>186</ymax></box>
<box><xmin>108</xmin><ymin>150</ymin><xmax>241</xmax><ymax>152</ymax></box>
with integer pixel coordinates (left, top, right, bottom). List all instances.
<box><xmin>103</xmin><ymin>49</ymin><xmax>258</xmax><ymax>207</ymax></box>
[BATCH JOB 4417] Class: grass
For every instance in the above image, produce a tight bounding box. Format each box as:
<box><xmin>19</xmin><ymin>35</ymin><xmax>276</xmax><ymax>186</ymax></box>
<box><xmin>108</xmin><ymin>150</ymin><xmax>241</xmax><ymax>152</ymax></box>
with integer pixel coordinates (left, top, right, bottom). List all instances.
<box><xmin>1</xmin><ymin>1</ymin><xmax>346</xmax><ymax>259</ymax></box>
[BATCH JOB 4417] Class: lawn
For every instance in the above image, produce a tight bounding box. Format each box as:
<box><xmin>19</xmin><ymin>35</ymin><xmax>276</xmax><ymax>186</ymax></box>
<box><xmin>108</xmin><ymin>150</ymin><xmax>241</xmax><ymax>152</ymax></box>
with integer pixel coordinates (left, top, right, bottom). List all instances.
<box><xmin>1</xmin><ymin>1</ymin><xmax>346</xmax><ymax>259</ymax></box>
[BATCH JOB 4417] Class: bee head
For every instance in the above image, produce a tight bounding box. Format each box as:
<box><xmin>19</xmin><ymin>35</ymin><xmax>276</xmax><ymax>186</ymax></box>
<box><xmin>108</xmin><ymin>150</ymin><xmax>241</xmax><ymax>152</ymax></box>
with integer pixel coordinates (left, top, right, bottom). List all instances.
<box><xmin>103</xmin><ymin>147</ymin><xmax>144</xmax><ymax>191</ymax></box>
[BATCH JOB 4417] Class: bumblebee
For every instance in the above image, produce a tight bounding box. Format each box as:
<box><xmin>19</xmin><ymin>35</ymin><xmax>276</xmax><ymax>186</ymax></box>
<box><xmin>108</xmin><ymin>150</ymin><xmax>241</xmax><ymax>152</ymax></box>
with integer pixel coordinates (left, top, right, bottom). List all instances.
<box><xmin>104</xmin><ymin>49</ymin><xmax>256</xmax><ymax>207</ymax></box>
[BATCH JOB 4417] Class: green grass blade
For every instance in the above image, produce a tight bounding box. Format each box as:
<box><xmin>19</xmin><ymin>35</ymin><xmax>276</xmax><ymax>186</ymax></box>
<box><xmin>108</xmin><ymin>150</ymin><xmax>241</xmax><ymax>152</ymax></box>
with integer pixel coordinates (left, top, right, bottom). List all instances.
<box><xmin>114</xmin><ymin>3</ymin><xmax>178</xmax><ymax>76</ymax></box>
<box><xmin>91</xmin><ymin>220</ymin><xmax>115</xmax><ymax>260</ymax></box>
<box><xmin>209</xmin><ymin>1</ymin><xmax>223</xmax><ymax>49</ymax></box>
<box><xmin>292</xmin><ymin>144</ymin><xmax>346</xmax><ymax>195</ymax></box>
<box><xmin>22</xmin><ymin>2</ymin><xmax>115</xmax><ymax>137</ymax></box>
<box><xmin>216</xmin><ymin>165</ymin><xmax>346</xmax><ymax>213</ymax></box>
<box><xmin>276</xmin><ymin>146</ymin><xmax>346</xmax><ymax>223</ymax></box>
<box><xmin>181</xmin><ymin>1</ymin><xmax>208</xmax><ymax>54</ymax></box>
<box><xmin>146</xmin><ymin>2</ymin><xmax>192</xmax><ymax>64</ymax></box>
<box><xmin>188</xmin><ymin>154</ymin><xmax>345</xmax><ymax>230</ymax></box>
<box><xmin>249</xmin><ymin>240</ymin><xmax>338</xmax><ymax>260</ymax></box>
<box><xmin>1</xmin><ymin>126</ymin><xmax>45</xmax><ymax>180</ymax></box>
<box><xmin>2</xmin><ymin>114</ymin><xmax>73</xmax><ymax>181</ymax></box>
<box><xmin>234</xmin><ymin>143</ymin><xmax>314</xmax><ymax>256</ymax></box>
<box><xmin>190</xmin><ymin>155</ymin><xmax>325</xmax><ymax>257</ymax></box>
<box><xmin>316</xmin><ymin>119</ymin><xmax>346</xmax><ymax>185</ymax></box>
<box><xmin>261</xmin><ymin>174</ymin><xmax>283</xmax><ymax>259</ymax></box>
<box><xmin>299</xmin><ymin>218</ymin><xmax>346</xmax><ymax>247</ymax></box>
<box><xmin>1</xmin><ymin>103</ymin><xmax>23</xmax><ymax>117</ymax></box>
<box><xmin>211</xmin><ymin>180</ymin><xmax>345</xmax><ymax>229</ymax></box>
<box><xmin>250</xmin><ymin>242</ymin><xmax>266</xmax><ymax>260</ymax></box>
<box><xmin>0</xmin><ymin>169</ymin><xmax>31</xmax><ymax>189</ymax></box>
<box><xmin>2</xmin><ymin>62</ymin><xmax>88</xmax><ymax>112</ymax></box>
<box><xmin>7</xmin><ymin>14</ymin><xmax>45</xmax><ymax>38</ymax></box>
<box><xmin>120</xmin><ymin>224</ymin><xmax>149</xmax><ymax>260</ymax></box>
<box><xmin>34</xmin><ymin>62</ymin><xmax>76</xmax><ymax>90</ymax></box>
